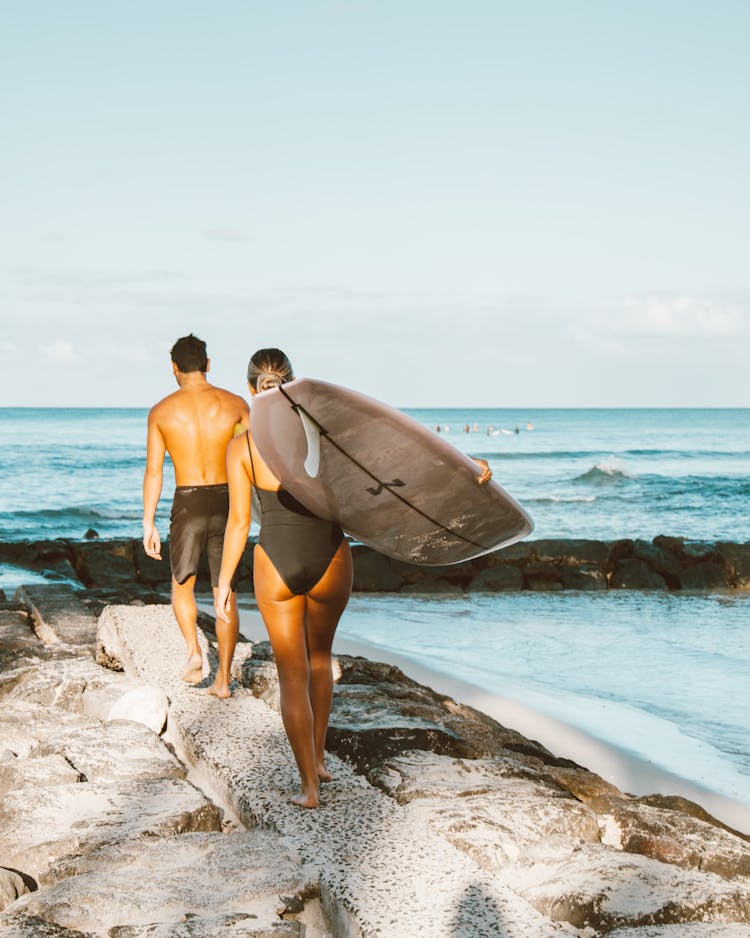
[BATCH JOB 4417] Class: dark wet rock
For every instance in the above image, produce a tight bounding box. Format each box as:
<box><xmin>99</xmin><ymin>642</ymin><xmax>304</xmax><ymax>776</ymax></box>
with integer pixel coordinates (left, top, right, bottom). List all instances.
<box><xmin>400</xmin><ymin>577</ymin><xmax>465</xmax><ymax>594</ymax></box>
<box><xmin>83</xmin><ymin>528</ymin><xmax>99</xmax><ymax>540</ymax></box>
<box><xmin>653</xmin><ymin>535</ymin><xmax>686</xmax><ymax>556</ymax></box>
<box><xmin>590</xmin><ymin>794</ymin><xmax>750</xmax><ymax>880</ymax></box>
<box><xmin>524</xmin><ymin>562</ymin><xmax>564</xmax><ymax>590</ymax></box>
<box><xmin>0</xmin><ymin>591</ymin><xmax>5</xmax><ymax>603</ymax></box>
<box><xmin>632</xmin><ymin>540</ymin><xmax>682</xmax><ymax>586</ymax></box>
<box><xmin>133</xmin><ymin>541</ymin><xmax>171</xmax><ymax>587</ymax></box>
<box><xmin>559</xmin><ymin>565</ymin><xmax>608</xmax><ymax>590</ymax></box>
<box><xmin>70</xmin><ymin>541</ymin><xmax>135</xmax><ymax>588</ymax></box>
<box><xmin>679</xmin><ymin>561</ymin><xmax>730</xmax><ymax>590</ymax></box>
<box><xmin>470</xmin><ymin>564</ymin><xmax>524</xmax><ymax>590</ymax></box>
<box><xmin>351</xmin><ymin>545</ymin><xmax>405</xmax><ymax>591</ymax></box>
<box><xmin>717</xmin><ymin>542</ymin><xmax>750</xmax><ymax>588</ymax></box>
<box><xmin>609</xmin><ymin>538</ymin><xmax>635</xmax><ymax>565</ymax></box>
<box><xmin>533</xmin><ymin>539</ymin><xmax>611</xmax><ymax>566</ymax></box>
<box><xmin>682</xmin><ymin>541</ymin><xmax>722</xmax><ymax>562</ymax></box>
<box><xmin>611</xmin><ymin>559</ymin><xmax>667</xmax><ymax>590</ymax></box>
<box><xmin>496</xmin><ymin>540</ymin><xmax>534</xmax><ymax>562</ymax></box>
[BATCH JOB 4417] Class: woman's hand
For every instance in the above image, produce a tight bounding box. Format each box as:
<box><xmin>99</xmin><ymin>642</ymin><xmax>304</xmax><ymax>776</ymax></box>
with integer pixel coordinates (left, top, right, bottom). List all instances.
<box><xmin>214</xmin><ymin>581</ymin><xmax>233</xmax><ymax>623</ymax></box>
<box><xmin>472</xmin><ymin>458</ymin><xmax>492</xmax><ymax>484</ymax></box>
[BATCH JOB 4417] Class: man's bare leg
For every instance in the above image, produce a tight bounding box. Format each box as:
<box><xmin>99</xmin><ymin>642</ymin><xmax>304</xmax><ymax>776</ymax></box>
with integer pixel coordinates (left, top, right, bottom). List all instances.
<box><xmin>171</xmin><ymin>575</ymin><xmax>203</xmax><ymax>683</ymax></box>
<box><xmin>207</xmin><ymin>587</ymin><xmax>239</xmax><ymax>698</ymax></box>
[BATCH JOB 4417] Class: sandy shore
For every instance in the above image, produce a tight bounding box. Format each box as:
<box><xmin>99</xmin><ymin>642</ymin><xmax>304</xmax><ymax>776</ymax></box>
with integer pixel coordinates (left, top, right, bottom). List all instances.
<box><xmin>209</xmin><ymin>602</ymin><xmax>750</xmax><ymax>836</ymax></box>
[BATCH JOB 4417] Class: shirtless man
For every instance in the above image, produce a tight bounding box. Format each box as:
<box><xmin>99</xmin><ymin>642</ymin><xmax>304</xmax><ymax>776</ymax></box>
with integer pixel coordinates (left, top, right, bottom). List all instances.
<box><xmin>142</xmin><ymin>334</ymin><xmax>249</xmax><ymax>697</ymax></box>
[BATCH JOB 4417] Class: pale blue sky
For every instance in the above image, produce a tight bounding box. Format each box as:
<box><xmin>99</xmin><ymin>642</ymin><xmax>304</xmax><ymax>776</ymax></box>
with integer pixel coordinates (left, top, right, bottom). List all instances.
<box><xmin>1</xmin><ymin>1</ymin><xmax>748</xmax><ymax>406</ymax></box>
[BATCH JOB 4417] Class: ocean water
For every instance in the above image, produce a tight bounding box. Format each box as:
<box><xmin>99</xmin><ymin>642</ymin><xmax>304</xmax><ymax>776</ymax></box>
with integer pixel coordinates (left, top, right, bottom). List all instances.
<box><xmin>1</xmin><ymin>406</ymin><xmax>748</xmax><ymax>542</ymax></box>
<box><xmin>336</xmin><ymin>591</ymin><xmax>750</xmax><ymax>807</ymax></box>
<box><xmin>1</xmin><ymin>406</ymin><xmax>748</xmax><ymax>805</ymax></box>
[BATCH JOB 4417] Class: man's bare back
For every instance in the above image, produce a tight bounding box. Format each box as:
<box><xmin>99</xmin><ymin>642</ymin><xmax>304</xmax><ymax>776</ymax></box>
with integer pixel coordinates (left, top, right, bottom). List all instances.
<box><xmin>147</xmin><ymin>380</ymin><xmax>249</xmax><ymax>486</ymax></box>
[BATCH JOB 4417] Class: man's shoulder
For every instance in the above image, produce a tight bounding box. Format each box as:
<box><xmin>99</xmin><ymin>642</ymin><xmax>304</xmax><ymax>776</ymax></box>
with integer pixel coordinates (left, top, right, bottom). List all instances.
<box><xmin>148</xmin><ymin>390</ymin><xmax>181</xmax><ymax>420</ymax></box>
<box><xmin>212</xmin><ymin>386</ymin><xmax>249</xmax><ymax>410</ymax></box>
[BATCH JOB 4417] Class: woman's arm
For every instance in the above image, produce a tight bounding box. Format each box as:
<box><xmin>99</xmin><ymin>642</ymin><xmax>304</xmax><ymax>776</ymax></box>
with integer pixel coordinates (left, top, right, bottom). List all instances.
<box><xmin>215</xmin><ymin>435</ymin><xmax>252</xmax><ymax>621</ymax></box>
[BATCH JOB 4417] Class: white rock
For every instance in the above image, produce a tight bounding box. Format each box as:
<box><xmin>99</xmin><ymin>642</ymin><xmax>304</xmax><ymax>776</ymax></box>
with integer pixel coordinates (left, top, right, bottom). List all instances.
<box><xmin>0</xmin><ymin>754</ymin><xmax>82</xmax><ymax>799</ymax></box>
<box><xmin>0</xmin><ymin>777</ymin><xmax>222</xmax><ymax>884</ymax></box>
<box><xmin>82</xmin><ymin>681</ymin><xmax>168</xmax><ymax>734</ymax></box>
<box><xmin>3</xmin><ymin>831</ymin><xmax>315</xmax><ymax>935</ymax></box>
<box><xmin>29</xmin><ymin>720</ymin><xmax>185</xmax><ymax>782</ymax></box>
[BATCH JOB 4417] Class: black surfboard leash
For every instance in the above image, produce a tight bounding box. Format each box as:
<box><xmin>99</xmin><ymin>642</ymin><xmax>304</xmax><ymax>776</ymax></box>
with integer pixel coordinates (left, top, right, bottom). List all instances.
<box><xmin>276</xmin><ymin>384</ymin><xmax>491</xmax><ymax>552</ymax></box>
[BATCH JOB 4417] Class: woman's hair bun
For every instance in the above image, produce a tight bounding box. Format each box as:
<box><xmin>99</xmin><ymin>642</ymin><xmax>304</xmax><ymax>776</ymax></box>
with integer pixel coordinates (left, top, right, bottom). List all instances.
<box><xmin>247</xmin><ymin>348</ymin><xmax>294</xmax><ymax>391</ymax></box>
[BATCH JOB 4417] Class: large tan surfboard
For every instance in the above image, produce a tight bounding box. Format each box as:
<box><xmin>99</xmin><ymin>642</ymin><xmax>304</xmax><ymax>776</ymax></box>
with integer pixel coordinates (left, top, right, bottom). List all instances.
<box><xmin>250</xmin><ymin>378</ymin><xmax>533</xmax><ymax>566</ymax></box>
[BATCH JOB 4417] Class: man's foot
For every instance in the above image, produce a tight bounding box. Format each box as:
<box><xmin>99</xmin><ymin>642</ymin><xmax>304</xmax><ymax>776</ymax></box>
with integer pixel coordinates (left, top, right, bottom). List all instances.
<box><xmin>181</xmin><ymin>652</ymin><xmax>203</xmax><ymax>684</ymax></box>
<box><xmin>316</xmin><ymin>762</ymin><xmax>333</xmax><ymax>782</ymax></box>
<box><xmin>289</xmin><ymin>788</ymin><xmax>320</xmax><ymax>809</ymax></box>
<box><xmin>206</xmin><ymin>680</ymin><xmax>232</xmax><ymax>699</ymax></box>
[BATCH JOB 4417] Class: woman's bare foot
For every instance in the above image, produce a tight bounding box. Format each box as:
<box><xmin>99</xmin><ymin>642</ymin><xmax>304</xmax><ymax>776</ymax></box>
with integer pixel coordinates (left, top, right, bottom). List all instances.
<box><xmin>316</xmin><ymin>763</ymin><xmax>333</xmax><ymax>782</ymax></box>
<box><xmin>289</xmin><ymin>787</ymin><xmax>320</xmax><ymax>809</ymax></box>
<box><xmin>181</xmin><ymin>652</ymin><xmax>203</xmax><ymax>684</ymax></box>
<box><xmin>206</xmin><ymin>680</ymin><xmax>231</xmax><ymax>699</ymax></box>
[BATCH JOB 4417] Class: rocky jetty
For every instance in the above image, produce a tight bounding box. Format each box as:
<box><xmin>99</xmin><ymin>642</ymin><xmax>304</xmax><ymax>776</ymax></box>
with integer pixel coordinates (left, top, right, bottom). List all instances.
<box><xmin>1</xmin><ymin>535</ymin><xmax>749</xmax><ymax>598</ymax></box>
<box><xmin>1</xmin><ymin>584</ymin><xmax>749</xmax><ymax>936</ymax></box>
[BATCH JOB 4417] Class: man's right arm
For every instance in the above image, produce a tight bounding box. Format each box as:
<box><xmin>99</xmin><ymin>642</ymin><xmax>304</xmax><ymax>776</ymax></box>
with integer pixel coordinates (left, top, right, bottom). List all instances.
<box><xmin>143</xmin><ymin>409</ymin><xmax>166</xmax><ymax>559</ymax></box>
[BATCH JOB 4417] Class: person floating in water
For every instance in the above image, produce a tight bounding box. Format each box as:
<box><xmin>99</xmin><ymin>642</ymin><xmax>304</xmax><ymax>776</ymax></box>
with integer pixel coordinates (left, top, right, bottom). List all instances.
<box><xmin>143</xmin><ymin>333</ymin><xmax>249</xmax><ymax>698</ymax></box>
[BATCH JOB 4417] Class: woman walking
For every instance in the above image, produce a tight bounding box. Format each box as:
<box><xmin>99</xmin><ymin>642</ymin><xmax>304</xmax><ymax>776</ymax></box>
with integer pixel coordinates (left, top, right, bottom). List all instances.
<box><xmin>215</xmin><ymin>349</ymin><xmax>352</xmax><ymax>808</ymax></box>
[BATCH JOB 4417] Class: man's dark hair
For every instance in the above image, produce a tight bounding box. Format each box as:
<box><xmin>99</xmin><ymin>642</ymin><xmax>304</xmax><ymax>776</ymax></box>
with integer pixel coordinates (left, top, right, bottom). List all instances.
<box><xmin>171</xmin><ymin>334</ymin><xmax>208</xmax><ymax>373</ymax></box>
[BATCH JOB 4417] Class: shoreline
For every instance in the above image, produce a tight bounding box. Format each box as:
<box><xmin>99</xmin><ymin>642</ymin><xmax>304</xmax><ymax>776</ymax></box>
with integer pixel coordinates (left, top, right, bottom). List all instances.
<box><xmin>223</xmin><ymin>603</ymin><xmax>750</xmax><ymax>835</ymax></box>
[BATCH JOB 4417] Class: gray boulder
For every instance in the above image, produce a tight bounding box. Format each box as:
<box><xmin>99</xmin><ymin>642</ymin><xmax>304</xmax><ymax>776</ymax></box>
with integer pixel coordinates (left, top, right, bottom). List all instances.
<box><xmin>0</xmin><ymin>777</ymin><xmax>221</xmax><ymax>885</ymax></box>
<box><xmin>4</xmin><ymin>832</ymin><xmax>316</xmax><ymax>936</ymax></box>
<box><xmin>29</xmin><ymin>720</ymin><xmax>186</xmax><ymax>782</ymax></box>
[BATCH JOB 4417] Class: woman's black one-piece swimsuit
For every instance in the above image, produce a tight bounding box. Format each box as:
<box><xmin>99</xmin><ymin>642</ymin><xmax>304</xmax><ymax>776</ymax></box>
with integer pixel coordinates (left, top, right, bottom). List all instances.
<box><xmin>247</xmin><ymin>433</ymin><xmax>344</xmax><ymax>595</ymax></box>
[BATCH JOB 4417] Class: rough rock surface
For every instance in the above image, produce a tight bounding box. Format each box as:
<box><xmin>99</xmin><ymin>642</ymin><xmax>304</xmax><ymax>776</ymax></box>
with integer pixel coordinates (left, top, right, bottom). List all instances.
<box><xmin>6</xmin><ymin>832</ymin><xmax>316</xmax><ymax>936</ymax></box>
<box><xmin>0</xmin><ymin>871</ymin><xmax>28</xmax><ymax>915</ymax></box>
<box><xmin>0</xmin><ymin>777</ymin><xmax>222</xmax><ymax>884</ymax></box>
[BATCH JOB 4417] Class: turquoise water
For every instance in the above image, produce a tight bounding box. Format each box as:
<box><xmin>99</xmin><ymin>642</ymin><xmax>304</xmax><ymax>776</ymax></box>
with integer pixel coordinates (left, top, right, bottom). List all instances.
<box><xmin>1</xmin><ymin>407</ymin><xmax>748</xmax><ymax>541</ymax></box>
<box><xmin>336</xmin><ymin>591</ymin><xmax>750</xmax><ymax>807</ymax></box>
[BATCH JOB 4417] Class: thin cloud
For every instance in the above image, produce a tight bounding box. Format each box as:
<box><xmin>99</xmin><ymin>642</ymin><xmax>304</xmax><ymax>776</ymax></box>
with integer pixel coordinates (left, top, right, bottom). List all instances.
<box><xmin>204</xmin><ymin>227</ymin><xmax>251</xmax><ymax>244</ymax></box>
<box><xmin>10</xmin><ymin>266</ymin><xmax>184</xmax><ymax>289</ymax></box>
<box><xmin>39</xmin><ymin>340</ymin><xmax>77</xmax><ymax>362</ymax></box>
<box><xmin>619</xmin><ymin>295</ymin><xmax>744</xmax><ymax>338</ymax></box>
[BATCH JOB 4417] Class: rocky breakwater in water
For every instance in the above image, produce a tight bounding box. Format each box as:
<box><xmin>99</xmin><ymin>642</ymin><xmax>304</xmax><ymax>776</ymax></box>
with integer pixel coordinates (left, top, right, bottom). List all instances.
<box><xmin>2</xmin><ymin>535</ymin><xmax>750</xmax><ymax>598</ymax></box>
<box><xmin>2</xmin><ymin>586</ymin><xmax>748</xmax><ymax>935</ymax></box>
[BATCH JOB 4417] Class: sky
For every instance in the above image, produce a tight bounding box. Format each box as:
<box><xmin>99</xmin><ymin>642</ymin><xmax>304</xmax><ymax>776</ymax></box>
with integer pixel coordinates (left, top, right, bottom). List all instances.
<box><xmin>1</xmin><ymin>0</ymin><xmax>749</xmax><ymax>407</ymax></box>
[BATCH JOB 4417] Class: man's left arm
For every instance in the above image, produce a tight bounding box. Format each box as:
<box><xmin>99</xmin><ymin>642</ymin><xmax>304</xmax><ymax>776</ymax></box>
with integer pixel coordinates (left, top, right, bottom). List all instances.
<box><xmin>143</xmin><ymin>410</ymin><xmax>166</xmax><ymax>559</ymax></box>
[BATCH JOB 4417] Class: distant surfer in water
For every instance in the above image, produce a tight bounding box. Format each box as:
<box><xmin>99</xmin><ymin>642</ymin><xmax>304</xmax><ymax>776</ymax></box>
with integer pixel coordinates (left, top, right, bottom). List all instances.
<box><xmin>215</xmin><ymin>348</ymin><xmax>351</xmax><ymax>808</ymax></box>
<box><xmin>143</xmin><ymin>334</ymin><xmax>249</xmax><ymax>698</ymax></box>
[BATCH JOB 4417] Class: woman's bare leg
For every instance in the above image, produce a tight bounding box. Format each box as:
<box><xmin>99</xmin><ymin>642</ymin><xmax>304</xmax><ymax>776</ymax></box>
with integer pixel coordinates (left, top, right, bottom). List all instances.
<box><xmin>306</xmin><ymin>540</ymin><xmax>353</xmax><ymax>781</ymax></box>
<box><xmin>254</xmin><ymin>546</ymin><xmax>320</xmax><ymax>807</ymax></box>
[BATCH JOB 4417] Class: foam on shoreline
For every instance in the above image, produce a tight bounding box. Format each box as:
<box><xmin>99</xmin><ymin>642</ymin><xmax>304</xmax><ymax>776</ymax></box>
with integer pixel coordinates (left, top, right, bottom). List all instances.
<box><xmin>229</xmin><ymin>605</ymin><xmax>750</xmax><ymax>835</ymax></box>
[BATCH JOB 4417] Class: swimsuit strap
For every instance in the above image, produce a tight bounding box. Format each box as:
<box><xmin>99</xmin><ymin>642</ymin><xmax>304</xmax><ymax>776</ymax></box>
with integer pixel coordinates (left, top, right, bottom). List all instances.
<box><xmin>245</xmin><ymin>431</ymin><xmax>263</xmax><ymax>512</ymax></box>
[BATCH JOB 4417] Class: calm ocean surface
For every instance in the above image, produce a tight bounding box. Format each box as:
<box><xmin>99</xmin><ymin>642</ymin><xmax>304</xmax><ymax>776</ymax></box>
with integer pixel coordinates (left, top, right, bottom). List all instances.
<box><xmin>1</xmin><ymin>406</ymin><xmax>748</xmax><ymax>805</ymax></box>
